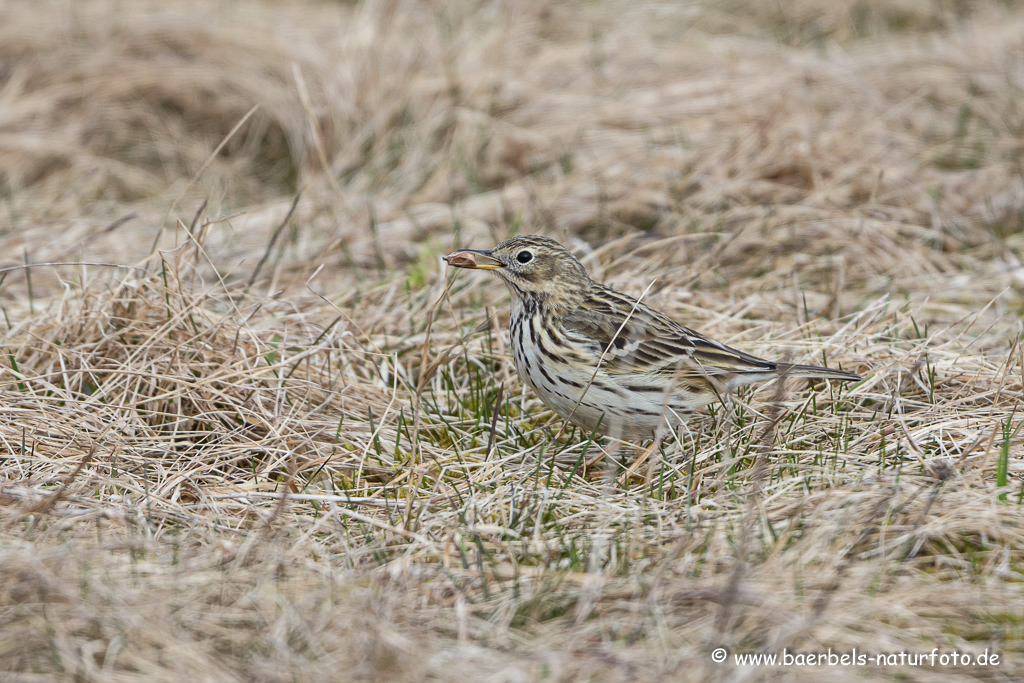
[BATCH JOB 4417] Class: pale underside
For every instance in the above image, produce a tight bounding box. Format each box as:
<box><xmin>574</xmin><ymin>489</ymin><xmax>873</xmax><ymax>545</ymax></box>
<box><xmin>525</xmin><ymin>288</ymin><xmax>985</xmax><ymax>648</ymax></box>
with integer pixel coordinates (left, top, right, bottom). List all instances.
<box><xmin>509</xmin><ymin>323</ymin><xmax>721</xmax><ymax>441</ymax></box>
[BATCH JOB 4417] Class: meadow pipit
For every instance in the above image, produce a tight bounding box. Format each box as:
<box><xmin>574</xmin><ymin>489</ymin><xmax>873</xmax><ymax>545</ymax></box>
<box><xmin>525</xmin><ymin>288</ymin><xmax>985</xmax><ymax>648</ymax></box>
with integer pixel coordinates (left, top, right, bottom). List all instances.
<box><xmin>444</xmin><ymin>235</ymin><xmax>861</xmax><ymax>441</ymax></box>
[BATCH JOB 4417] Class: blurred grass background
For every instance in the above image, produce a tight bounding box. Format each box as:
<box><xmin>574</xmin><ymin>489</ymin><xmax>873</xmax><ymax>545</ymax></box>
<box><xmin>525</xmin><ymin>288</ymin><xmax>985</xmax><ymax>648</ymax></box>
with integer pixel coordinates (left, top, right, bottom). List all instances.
<box><xmin>1</xmin><ymin>1</ymin><xmax>1023</xmax><ymax>680</ymax></box>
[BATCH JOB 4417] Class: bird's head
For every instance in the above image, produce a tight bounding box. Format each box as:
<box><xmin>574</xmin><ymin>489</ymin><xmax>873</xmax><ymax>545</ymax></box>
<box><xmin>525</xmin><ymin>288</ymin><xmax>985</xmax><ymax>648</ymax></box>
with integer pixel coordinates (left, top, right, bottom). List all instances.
<box><xmin>443</xmin><ymin>235</ymin><xmax>592</xmax><ymax>309</ymax></box>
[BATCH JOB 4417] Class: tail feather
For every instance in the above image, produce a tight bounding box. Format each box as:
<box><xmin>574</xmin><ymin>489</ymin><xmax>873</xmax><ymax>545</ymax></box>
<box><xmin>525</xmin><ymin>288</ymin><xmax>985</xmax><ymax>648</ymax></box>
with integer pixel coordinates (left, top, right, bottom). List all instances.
<box><xmin>778</xmin><ymin>363</ymin><xmax>862</xmax><ymax>382</ymax></box>
<box><xmin>725</xmin><ymin>363</ymin><xmax>862</xmax><ymax>389</ymax></box>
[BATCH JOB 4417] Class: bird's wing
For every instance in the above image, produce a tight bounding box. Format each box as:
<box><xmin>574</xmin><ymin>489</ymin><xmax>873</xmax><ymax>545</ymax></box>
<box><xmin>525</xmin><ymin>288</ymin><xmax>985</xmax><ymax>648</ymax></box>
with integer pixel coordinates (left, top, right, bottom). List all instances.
<box><xmin>560</xmin><ymin>285</ymin><xmax>776</xmax><ymax>378</ymax></box>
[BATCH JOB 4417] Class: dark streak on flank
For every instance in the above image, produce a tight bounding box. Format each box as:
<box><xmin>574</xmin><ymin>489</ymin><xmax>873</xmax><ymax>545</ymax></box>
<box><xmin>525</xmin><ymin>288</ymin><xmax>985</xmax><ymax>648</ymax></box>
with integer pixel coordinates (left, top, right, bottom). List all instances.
<box><xmin>623</xmin><ymin>384</ymin><xmax>664</xmax><ymax>393</ymax></box>
<box><xmin>536</xmin><ymin>362</ymin><xmax>559</xmax><ymax>388</ymax></box>
<box><xmin>538</xmin><ymin>342</ymin><xmax>568</xmax><ymax>366</ymax></box>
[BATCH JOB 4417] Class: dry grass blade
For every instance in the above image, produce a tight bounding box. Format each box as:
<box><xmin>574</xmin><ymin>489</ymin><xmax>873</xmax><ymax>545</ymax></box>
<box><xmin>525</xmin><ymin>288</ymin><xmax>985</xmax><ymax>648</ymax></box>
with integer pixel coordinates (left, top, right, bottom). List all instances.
<box><xmin>1</xmin><ymin>1</ymin><xmax>1024</xmax><ymax>681</ymax></box>
<box><xmin>24</xmin><ymin>442</ymin><xmax>99</xmax><ymax>515</ymax></box>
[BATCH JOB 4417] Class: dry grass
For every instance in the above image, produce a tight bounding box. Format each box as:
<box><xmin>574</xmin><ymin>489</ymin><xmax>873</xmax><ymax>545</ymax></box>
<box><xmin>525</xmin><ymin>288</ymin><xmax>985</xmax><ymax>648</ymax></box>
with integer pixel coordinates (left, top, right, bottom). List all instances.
<box><xmin>2</xmin><ymin>0</ymin><xmax>1024</xmax><ymax>680</ymax></box>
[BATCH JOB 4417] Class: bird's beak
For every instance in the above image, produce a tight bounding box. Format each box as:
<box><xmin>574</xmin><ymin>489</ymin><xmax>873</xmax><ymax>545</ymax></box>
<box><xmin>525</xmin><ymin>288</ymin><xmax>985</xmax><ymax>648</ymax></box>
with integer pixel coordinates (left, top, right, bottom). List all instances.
<box><xmin>442</xmin><ymin>249</ymin><xmax>504</xmax><ymax>270</ymax></box>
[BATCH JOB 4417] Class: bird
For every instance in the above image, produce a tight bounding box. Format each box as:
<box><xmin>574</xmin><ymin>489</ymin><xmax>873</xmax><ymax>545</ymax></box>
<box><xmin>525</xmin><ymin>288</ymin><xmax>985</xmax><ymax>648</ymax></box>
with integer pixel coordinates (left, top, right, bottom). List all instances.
<box><xmin>443</xmin><ymin>235</ymin><xmax>861</xmax><ymax>441</ymax></box>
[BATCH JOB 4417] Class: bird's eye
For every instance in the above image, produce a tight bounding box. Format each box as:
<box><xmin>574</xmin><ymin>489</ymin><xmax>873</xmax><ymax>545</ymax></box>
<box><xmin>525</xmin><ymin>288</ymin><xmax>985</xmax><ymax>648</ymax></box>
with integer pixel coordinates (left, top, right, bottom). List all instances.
<box><xmin>516</xmin><ymin>250</ymin><xmax>534</xmax><ymax>264</ymax></box>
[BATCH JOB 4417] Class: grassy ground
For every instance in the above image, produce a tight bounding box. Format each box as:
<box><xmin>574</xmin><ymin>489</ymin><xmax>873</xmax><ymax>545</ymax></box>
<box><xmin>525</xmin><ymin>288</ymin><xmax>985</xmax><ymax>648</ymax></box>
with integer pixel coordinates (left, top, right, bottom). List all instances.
<box><xmin>1</xmin><ymin>0</ymin><xmax>1023</xmax><ymax>680</ymax></box>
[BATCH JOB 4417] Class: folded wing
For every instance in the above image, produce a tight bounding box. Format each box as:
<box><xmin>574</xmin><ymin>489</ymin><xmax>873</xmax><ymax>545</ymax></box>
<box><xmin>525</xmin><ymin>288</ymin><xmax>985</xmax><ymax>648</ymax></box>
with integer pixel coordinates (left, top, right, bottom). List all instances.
<box><xmin>561</xmin><ymin>284</ymin><xmax>778</xmax><ymax>379</ymax></box>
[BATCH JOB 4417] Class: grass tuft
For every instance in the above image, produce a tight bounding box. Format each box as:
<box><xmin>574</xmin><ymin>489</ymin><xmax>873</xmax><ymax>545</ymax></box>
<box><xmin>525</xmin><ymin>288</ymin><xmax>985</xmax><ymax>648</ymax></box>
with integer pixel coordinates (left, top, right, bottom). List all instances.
<box><xmin>1</xmin><ymin>0</ymin><xmax>1023</xmax><ymax>679</ymax></box>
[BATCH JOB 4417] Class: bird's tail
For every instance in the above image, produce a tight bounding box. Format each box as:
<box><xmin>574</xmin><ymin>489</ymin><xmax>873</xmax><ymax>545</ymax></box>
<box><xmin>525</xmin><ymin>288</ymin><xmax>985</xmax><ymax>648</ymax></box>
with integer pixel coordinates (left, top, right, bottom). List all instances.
<box><xmin>725</xmin><ymin>363</ymin><xmax>862</xmax><ymax>389</ymax></box>
<box><xmin>778</xmin><ymin>363</ymin><xmax>862</xmax><ymax>382</ymax></box>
